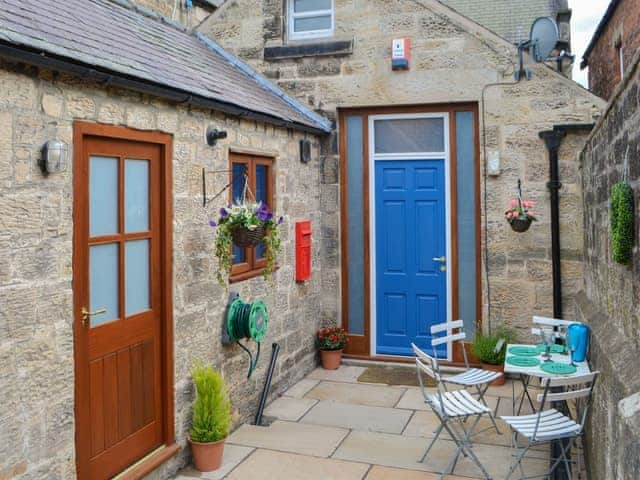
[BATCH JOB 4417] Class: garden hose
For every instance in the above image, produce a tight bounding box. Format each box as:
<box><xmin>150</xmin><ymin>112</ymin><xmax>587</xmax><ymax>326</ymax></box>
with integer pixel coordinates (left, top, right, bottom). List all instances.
<box><xmin>224</xmin><ymin>295</ymin><xmax>269</xmax><ymax>378</ymax></box>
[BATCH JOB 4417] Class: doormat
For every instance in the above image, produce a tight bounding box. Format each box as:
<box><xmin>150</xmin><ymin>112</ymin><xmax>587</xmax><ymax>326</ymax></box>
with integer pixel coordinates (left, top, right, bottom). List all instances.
<box><xmin>357</xmin><ymin>365</ymin><xmax>437</xmax><ymax>387</ymax></box>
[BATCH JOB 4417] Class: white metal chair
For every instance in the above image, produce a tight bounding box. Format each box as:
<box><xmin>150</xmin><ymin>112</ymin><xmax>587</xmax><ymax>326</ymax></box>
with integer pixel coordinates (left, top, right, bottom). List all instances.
<box><xmin>430</xmin><ymin>320</ymin><xmax>502</xmax><ymax>433</ymax></box>
<box><xmin>412</xmin><ymin>343</ymin><xmax>494</xmax><ymax>480</ymax></box>
<box><xmin>500</xmin><ymin>371</ymin><xmax>599</xmax><ymax>479</ymax></box>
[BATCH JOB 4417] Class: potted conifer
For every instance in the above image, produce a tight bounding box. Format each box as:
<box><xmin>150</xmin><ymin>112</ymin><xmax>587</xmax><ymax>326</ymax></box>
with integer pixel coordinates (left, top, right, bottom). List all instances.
<box><xmin>188</xmin><ymin>363</ymin><xmax>232</xmax><ymax>472</ymax></box>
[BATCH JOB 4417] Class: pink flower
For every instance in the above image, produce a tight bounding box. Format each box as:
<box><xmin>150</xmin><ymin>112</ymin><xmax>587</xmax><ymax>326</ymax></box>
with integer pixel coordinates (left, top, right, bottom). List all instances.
<box><xmin>509</xmin><ymin>199</ymin><xmax>518</xmax><ymax>207</ymax></box>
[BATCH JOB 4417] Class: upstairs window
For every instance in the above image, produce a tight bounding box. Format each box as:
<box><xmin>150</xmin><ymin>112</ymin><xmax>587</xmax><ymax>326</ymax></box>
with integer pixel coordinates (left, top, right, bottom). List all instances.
<box><xmin>288</xmin><ymin>0</ymin><xmax>334</xmax><ymax>41</ymax></box>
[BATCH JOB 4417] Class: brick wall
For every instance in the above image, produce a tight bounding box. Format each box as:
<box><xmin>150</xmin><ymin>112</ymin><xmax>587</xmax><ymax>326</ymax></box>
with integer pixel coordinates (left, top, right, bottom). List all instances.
<box><xmin>578</xmin><ymin>49</ymin><xmax>640</xmax><ymax>480</ymax></box>
<box><xmin>586</xmin><ymin>0</ymin><xmax>640</xmax><ymax>100</ymax></box>
<box><xmin>0</xmin><ymin>60</ymin><xmax>323</xmax><ymax>480</ymax></box>
<box><xmin>202</xmin><ymin>0</ymin><xmax>603</xmax><ymax>340</ymax></box>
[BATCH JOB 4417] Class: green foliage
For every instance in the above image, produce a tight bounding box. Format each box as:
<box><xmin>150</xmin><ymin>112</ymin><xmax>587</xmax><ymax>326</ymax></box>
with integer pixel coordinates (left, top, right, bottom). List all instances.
<box><xmin>190</xmin><ymin>363</ymin><xmax>232</xmax><ymax>443</ymax></box>
<box><xmin>611</xmin><ymin>182</ymin><xmax>634</xmax><ymax>265</ymax></box>
<box><xmin>316</xmin><ymin>326</ymin><xmax>348</xmax><ymax>351</ymax></box>
<box><xmin>472</xmin><ymin>327</ymin><xmax>516</xmax><ymax>365</ymax></box>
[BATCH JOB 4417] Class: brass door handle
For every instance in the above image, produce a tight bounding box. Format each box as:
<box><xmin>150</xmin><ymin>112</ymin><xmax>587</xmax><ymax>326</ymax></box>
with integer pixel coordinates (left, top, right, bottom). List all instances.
<box><xmin>81</xmin><ymin>307</ymin><xmax>107</xmax><ymax>327</ymax></box>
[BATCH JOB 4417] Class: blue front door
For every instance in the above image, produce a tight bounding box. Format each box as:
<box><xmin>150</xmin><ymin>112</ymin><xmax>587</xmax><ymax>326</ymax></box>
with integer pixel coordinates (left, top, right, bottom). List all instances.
<box><xmin>375</xmin><ymin>160</ymin><xmax>447</xmax><ymax>357</ymax></box>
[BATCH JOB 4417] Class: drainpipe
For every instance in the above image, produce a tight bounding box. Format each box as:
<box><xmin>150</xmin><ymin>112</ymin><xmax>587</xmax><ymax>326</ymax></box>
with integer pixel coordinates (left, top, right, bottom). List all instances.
<box><xmin>539</xmin><ymin>124</ymin><xmax>594</xmax><ymax>480</ymax></box>
<box><xmin>538</xmin><ymin>124</ymin><xmax>595</xmax><ymax>320</ymax></box>
<box><xmin>539</xmin><ymin>130</ymin><xmax>566</xmax><ymax>318</ymax></box>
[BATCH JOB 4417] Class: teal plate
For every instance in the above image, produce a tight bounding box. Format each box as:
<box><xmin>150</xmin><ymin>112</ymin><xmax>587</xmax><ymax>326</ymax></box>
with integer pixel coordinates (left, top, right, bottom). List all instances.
<box><xmin>536</xmin><ymin>344</ymin><xmax>565</xmax><ymax>354</ymax></box>
<box><xmin>506</xmin><ymin>356</ymin><xmax>540</xmax><ymax>367</ymax></box>
<box><xmin>508</xmin><ymin>346</ymin><xmax>539</xmax><ymax>356</ymax></box>
<box><xmin>539</xmin><ymin>362</ymin><xmax>577</xmax><ymax>375</ymax></box>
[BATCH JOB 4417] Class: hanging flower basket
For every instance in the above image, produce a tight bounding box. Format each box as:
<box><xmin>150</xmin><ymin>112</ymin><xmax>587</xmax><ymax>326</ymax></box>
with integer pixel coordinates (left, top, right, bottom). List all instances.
<box><xmin>505</xmin><ymin>179</ymin><xmax>537</xmax><ymax>234</ymax></box>
<box><xmin>508</xmin><ymin>216</ymin><xmax>533</xmax><ymax>233</ymax></box>
<box><xmin>231</xmin><ymin>225</ymin><xmax>266</xmax><ymax>247</ymax></box>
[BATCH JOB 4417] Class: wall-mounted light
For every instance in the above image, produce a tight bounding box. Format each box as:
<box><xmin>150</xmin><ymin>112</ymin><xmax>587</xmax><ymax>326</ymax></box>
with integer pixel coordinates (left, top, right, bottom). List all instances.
<box><xmin>39</xmin><ymin>140</ymin><xmax>69</xmax><ymax>174</ymax></box>
<box><xmin>206</xmin><ymin>126</ymin><xmax>228</xmax><ymax>146</ymax></box>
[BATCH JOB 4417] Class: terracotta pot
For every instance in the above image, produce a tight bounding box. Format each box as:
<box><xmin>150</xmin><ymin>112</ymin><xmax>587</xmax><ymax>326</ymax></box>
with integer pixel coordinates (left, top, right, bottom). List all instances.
<box><xmin>482</xmin><ymin>362</ymin><xmax>505</xmax><ymax>386</ymax></box>
<box><xmin>320</xmin><ymin>349</ymin><xmax>342</xmax><ymax>370</ymax></box>
<box><xmin>189</xmin><ymin>437</ymin><xmax>226</xmax><ymax>472</ymax></box>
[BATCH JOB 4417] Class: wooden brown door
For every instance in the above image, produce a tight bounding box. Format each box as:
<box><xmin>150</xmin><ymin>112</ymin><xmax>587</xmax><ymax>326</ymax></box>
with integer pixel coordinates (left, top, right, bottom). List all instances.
<box><xmin>73</xmin><ymin>124</ymin><xmax>172</xmax><ymax>480</ymax></box>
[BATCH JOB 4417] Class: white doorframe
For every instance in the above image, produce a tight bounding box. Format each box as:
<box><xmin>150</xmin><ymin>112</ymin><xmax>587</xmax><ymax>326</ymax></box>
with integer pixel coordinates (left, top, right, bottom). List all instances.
<box><xmin>368</xmin><ymin>113</ymin><xmax>453</xmax><ymax>361</ymax></box>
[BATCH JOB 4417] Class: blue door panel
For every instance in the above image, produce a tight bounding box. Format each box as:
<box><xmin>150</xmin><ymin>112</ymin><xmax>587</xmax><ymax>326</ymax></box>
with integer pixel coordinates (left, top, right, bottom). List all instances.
<box><xmin>375</xmin><ymin>160</ymin><xmax>447</xmax><ymax>357</ymax></box>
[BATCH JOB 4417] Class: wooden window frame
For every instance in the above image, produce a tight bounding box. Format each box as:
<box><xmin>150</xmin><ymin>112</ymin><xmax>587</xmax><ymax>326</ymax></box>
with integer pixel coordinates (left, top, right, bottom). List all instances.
<box><xmin>229</xmin><ymin>152</ymin><xmax>275</xmax><ymax>283</ymax></box>
<box><xmin>288</xmin><ymin>0</ymin><xmax>335</xmax><ymax>41</ymax></box>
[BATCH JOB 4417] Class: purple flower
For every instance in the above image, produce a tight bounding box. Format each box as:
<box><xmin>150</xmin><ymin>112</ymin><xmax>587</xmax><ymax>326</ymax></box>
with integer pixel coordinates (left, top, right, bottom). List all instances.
<box><xmin>256</xmin><ymin>203</ymin><xmax>273</xmax><ymax>222</ymax></box>
<box><xmin>219</xmin><ymin>207</ymin><xmax>228</xmax><ymax>219</ymax></box>
<box><xmin>208</xmin><ymin>219</ymin><xmax>217</xmax><ymax>228</ymax></box>
<box><xmin>277</xmin><ymin>216</ymin><xmax>284</xmax><ymax>225</ymax></box>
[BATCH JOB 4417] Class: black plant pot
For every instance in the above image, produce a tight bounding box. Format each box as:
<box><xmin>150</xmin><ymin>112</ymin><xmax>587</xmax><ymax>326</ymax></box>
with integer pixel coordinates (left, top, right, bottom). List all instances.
<box><xmin>231</xmin><ymin>225</ymin><xmax>266</xmax><ymax>247</ymax></box>
<box><xmin>509</xmin><ymin>217</ymin><xmax>532</xmax><ymax>233</ymax></box>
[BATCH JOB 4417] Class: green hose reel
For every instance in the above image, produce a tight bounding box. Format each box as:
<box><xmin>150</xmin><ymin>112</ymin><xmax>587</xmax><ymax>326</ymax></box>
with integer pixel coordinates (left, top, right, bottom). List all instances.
<box><xmin>223</xmin><ymin>292</ymin><xmax>269</xmax><ymax>378</ymax></box>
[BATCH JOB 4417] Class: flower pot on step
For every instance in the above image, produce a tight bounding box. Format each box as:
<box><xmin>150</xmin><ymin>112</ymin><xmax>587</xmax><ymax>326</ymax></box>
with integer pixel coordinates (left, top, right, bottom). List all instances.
<box><xmin>320</xmin><ymin>349</ymin><xmax>342</xmax><ymax>370</ymax></box>
<box><xmin>189</xmin><ymin>437</ymin><xmax>226</xmax><ymax>472</ymax></box>
<box><xmin>482</xmin><ymin>362</ymin><xmax>505</xmax><ymax>386</ymax></box>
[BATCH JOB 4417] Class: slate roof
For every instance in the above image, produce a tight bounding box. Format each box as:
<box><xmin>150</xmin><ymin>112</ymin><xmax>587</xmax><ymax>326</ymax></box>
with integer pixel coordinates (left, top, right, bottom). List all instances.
<box><xmin>0</xmin><ymin>0</ymin><xmax>330</xmax><ymax>133</ymax></box>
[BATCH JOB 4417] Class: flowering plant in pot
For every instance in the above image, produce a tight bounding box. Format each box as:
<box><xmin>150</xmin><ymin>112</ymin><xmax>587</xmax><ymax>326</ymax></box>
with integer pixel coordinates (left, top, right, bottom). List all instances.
<box><xmin>471</xmin><ymin>327</ymin><xmax>516</xmax><ymax>386</ymax></box>
<box><xmin>505</xmin><ymin>198</ymin><xmax>537</xmax><ymax>233</ymax></box>
<box><xmin>316</xmin><ymin>327</ymin><xmax>348</xmax><ymax>370</ymax></box>
<box><xmin>189</xmin><ymin>363</ymin><xmax>232</xmax><ymax>472</ymax></box>
<box><xmin>209</xmin><ymin>201</ymin><xmax>283</xmax><ymax>286</ymax></box>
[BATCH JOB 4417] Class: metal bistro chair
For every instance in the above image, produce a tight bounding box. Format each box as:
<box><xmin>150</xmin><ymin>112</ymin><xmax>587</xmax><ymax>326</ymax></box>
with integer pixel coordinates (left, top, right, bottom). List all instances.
<box><xmin>430</xmin><ymin>320</ymin><xmax>502</xmax><ymax>434</ymax></box>
<box><xmin>500</xmin><ymin>371</ymin><xmax>599</xmax><ymax>479</ymax></box>
<box><xmin>412</xmin><ymin>343</ymin><xmax>494</xmax><ymax>480</ymax></box>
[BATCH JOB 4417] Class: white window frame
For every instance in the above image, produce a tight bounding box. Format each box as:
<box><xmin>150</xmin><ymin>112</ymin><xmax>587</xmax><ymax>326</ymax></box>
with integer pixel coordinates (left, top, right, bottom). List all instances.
<box><xmin>288</xmin><ymin>0</ymin><xmax>334</xmax><ymax>41</ymax></box>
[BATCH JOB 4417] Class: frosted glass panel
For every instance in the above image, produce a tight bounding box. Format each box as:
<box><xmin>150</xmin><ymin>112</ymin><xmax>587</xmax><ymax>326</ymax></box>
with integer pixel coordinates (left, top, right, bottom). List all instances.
<box><xmin>374</xmin><ymin>118</ymin><xmax>445</xmax><ymax>154</ymax></box>
<box><xmin>90</xmin><ymin>156</ymin><xmax>118</xmax><ymax>236</ymax></box>
<box><xmin>294</xmin><ymin>0</ymin><xmax>331</xmax><ymax>13</ymax></box>
<box><xmin>294</xmin><ymin>15</ymin><xmax>331</xmax><ymax>32</ymax></box>
<box><xmin>125</xmin><ymin>159</ymin><xmax>149</xmax><ymax>233</ymax></box>
<box><xmin>456</xmin><ymin>111</ymin><xmax>477</xmax><ymax>339</ymax></box>
<box><xmin>125</xmin><ymin>239</ymin><xmax>150</xmax><ymax>315</ymax></box>
<box><xmin>90</xmin><ymin>243</ymin><xmax>119</xmax><ymax>327</ymax></box>
<box><xmin>346</xmin><ymin>116</ymin><xmax>365</xmax><ymax>335</ymax></box>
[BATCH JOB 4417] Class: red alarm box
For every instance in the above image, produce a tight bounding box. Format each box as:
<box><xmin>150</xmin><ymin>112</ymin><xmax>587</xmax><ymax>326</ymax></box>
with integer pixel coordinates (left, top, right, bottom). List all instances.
<box><xmin>295</xmin><ymin>220</ymin><xmax>312</xmax><ymax>282</ymax></box>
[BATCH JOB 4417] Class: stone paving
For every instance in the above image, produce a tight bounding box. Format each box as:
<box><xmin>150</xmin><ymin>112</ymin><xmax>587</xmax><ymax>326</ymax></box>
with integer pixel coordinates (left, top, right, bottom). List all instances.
<box><xmin>174</xmin><ymin>365</ymin><xmax>550</xmax><ymax>479</ymax></box>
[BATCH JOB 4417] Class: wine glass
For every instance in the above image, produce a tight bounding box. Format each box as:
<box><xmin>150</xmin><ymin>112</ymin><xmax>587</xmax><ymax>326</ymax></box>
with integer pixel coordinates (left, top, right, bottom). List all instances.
<box><xmin>558</xmin><ymin>325</ymin><xmax>568</xmax><ymax>355</ymax></box>
<box><xmin>541</xmin><ymin>327</ymin><xmax>554</xmax><ymax>363</ymax></box>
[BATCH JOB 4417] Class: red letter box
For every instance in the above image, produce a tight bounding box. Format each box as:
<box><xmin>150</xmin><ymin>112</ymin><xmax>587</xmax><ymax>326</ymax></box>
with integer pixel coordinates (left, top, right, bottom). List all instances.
<box><xmin>295</xmin><ymin>220</ymin><xmax>312</xmax><ymax>282</ymax></box>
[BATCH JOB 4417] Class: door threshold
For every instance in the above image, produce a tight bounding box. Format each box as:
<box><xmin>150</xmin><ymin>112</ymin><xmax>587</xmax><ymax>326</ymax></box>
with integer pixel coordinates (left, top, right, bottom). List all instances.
<box><xmin>112</xmin><ymin>443</ymin><xmax>180</xmax><ymax>480</ymax></box>
<box><xmin>342</xmin><ymin>355</ymin><xmax>474</xmax><ymax>372</ymax></box>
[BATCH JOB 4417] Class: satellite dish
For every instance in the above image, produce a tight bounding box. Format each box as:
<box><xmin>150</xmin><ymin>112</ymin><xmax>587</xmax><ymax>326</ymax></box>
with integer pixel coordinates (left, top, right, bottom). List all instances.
<box><xmin>529</xmin><ymin>17</ymin><xmax>559</xmax><ymax>63</ymax></box>
<box><xmin>515</xmin><ymin>17</ymin><xmax>559</xmax><ymax>80</ymax></box>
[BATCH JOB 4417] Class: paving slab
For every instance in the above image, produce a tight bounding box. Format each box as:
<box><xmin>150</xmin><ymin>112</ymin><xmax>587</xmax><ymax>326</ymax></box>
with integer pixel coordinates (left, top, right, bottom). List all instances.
<box><xmin>226</xmin><ymin>449</ymin><xmax>370</xmax><ymax>480</ymax></box>
<box><xmin>333</xmin><ymin>429</ymin><xmax>548</xmax><ymax>478</ymax></box>
<box><xmin>264</xmin><ymin>396</ymin><xmax>318</xmax><ymax>421</ymax></box>
<box><xmin>282</xmin><ymin>378</ymin><xmax>319</xmax><ymax>398</ymax></box>
<box><xmin>402</xmin><ymin>411</ymin><xmax>549</xmax><ymax>452</ymax></box>
<box><xmin>173</xmin><ymin>445</ymin><xmax>254</xmax><ymax>480</ymax></box>
<box><xmin>301</xmin><ymin>400</ymin><xmax>412</xmax><ymax>434</ymax></box>
<box><xmin>307</xmin><ymin>366</ymin><xmax>367</xmax><ymax>383</ymax></box>
<box><xmin>365</xmin><ymin>465</ymin><xmax>467</xmax><ymax>480</ymax></box>
<box><xmin>227</xmin><ymin>420</ymin><xmax>348</xmax><ymax>458</ymax></box>
<box><xmin>305</xmin><ymin>381</ymin><xmax>405</xmax><ymax>408</ymax></box>
<box><xmin>395</xmin><ymin>387</ymin><xmax>432</xmax><ymax>410</ymax></box>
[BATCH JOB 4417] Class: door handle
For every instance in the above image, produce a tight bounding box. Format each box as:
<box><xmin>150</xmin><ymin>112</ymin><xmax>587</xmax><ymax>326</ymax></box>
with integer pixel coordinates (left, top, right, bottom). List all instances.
<box><xmin>81</xmin><ymin>307</ymin><xmax>107</xmax><ymax>327</ymax></box>
<box><xmin>432</xmin><ymin>256</ymin><xmax>446</xmax><ymax>263</ymax></box>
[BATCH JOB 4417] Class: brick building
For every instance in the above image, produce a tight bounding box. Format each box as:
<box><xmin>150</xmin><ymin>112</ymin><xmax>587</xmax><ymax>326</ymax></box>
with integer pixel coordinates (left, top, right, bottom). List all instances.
<box><xmin>581</xmin><ymin>0</ymin><xmax>640</xmax><ymax>99</ymax></box>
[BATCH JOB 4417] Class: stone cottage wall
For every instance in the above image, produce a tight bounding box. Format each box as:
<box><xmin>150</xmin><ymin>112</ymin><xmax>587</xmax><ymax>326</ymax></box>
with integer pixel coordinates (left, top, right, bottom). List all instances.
<box><xmin>578</xmin><ymin>50</ymin><xmax>640</xmax><ymax>480</ymax></box>
<box><xmin>202</xmin><ymin>0</ymin><xmax>603</xmax><ymax>339</ymax></box>
<box><xmin>0</xmin><ymin>60</ymin><xmax>323</xmax><ymax>479</ymax></box>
